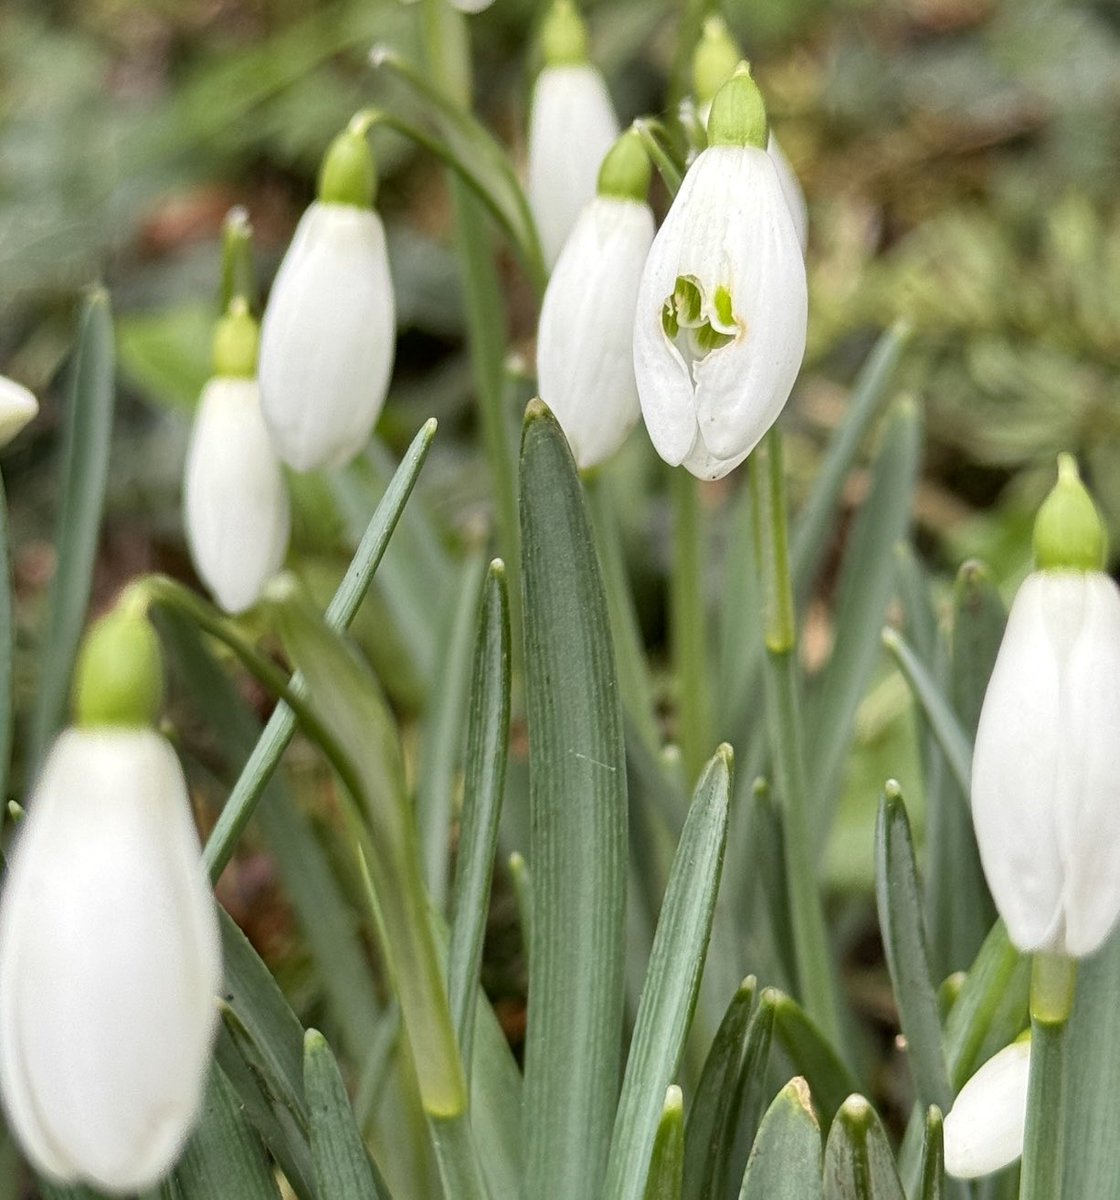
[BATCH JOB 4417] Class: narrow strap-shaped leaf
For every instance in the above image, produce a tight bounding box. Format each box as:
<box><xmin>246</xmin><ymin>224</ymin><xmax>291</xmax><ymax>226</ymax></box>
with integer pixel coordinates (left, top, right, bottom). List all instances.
<box><xmin>881</xmin><ymin>627</ymin><xmax>972</xmax><ymax>800</ymax></box>
<box><xmin>714</xmin><ymin>993</ymin><xmax>778</xmax><ymax>1199</ymax></box>
<box><xmin>683</xmin><ymin>979</ymin><xmax>756</xmax><ymax>1200</ymax></box>
<box><xmin>874</xmin><ymin>785</ymin><xmax>953</xmax><ymax>1112</ymax></box>
<box><xmin>740</xmin><ymin>1078</ymin><xmax>823</xmax><ymax>1200</ymax></box>
<box><xmin>175</xmin><ymin>1065</ymin><xmax>282</xmax><ymax>1200</ymax></box>
<box><xmin>31</xmin><ymin>289</ymin><xmax>115</xmax><ymax>767</ymax></box>
<box><xmin>645</xmin><ymin>1087</ymin><xmax>685</xmax><ymax>1200</ymax></box>
<box><xmin>603</xmin><ymin>747</ymin><xmax>734</xmax><ymax>1200</ymax></box>
<box><xmin>823</xmin><ymin>1096</ymin><xmax>906</xmax><ymax>1200</ymax></box>
<box><xmin>203</xmin><ymin>418</ymin><xmax>437</xmax><ymax>880</ymax></box>
<box><xmin>917</xmin><ymin>1107</ymin><xmax>944</xmax><ymax>1200</ymax></box>
<box><xmin>770</xmin><ymin>992</ymin><xmax>861</xmax><ymax>1130</ymax></box>
<box><xmin>447</xmin><ymin>560</ymin><xmax>511</xmax><ymax>1074</ymax></box>
<box><xmin>520</xmin><ymin>401</ymin><xmax>628</xmax><ymax>1200</ymax></box>
<box><xmin>0</xmin><ymin>476</ymin><xmax>11</xmax><ymax>806</ymax></box>
<box><xmin>304</xmin><ymin>1030</ymin><xmax>385</xmax><ymax>1199</ymax></box>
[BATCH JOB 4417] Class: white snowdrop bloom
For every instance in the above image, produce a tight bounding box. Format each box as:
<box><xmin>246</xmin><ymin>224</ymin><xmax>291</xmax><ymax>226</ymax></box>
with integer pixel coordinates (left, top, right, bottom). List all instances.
<box><xmin>0</xmin><ymin>610</ymin><xmax>221</xmax><ymax>1194</ymax></box>
<box><xmin>536</xmin><ymin>131</ymin><xmax>654</xmax><ymax>468</ymax></box>
<box><xmin>0</xmin><ymin>375</ymin><xmax>38</xmax><ymax>447</ymax></box>
<box><xmin>766</xmin><ymin>135</ymin><xmax>808</xmax><ymax>253</ymax></box>
<box><xmin>527</xmin><ymin>1</ymin><xmax>620</xmax><ymax>268</ymax></box>
<box><xmin>633</xmin><ymin>70</ymin><xmax>807</xmax><ymax>480</ymax></box>
<box><xmin>259</xmin><ymin>124</ymin><xmax>395</xmax><ymax>472</ymax></box>
<box><xmin>944</xmin><ymin>1039</ymin><xmax>1031</xmax><ymax>1179</ymax></box>
<box><xmin>972</xmin><ymin>457</ymin><xmax>1120</xmax><ymax>958</ymax></box>
<box><xmin>184</xmin><ymin>375</ymin><xmax>290</xmax><ymax>614</ymax></box>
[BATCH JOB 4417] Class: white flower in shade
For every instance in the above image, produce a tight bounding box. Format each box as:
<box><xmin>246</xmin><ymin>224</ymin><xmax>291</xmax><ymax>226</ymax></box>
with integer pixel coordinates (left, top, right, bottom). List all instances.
<box><xmin>536</xmin><ymin>130</ymin><xmax>654</xmax><ymax>468</ymax></box>
<box><xmin>259</xmin><ymin>124</ymin><xmax>394</xmax><ymax>472</ymax></box>
<box><xmin>972</xmin><ymin>458</ymin><xmax>1120</xmax><ymax>958</ymax></box>
<box><xmin>0</xmin><ymin>375</ymin><xmax>38</xmax><ymax>447</ymax></box>
<box><xmin>527</xmin><ymin>1</ymin><xmax>620</xmax><ymax>268</ymax></box>
<box><xmin>0</xmin><ymin>610</ymin><xmax>221</xmax><ymax>1194</ymax></box>
<box><xmin>944</xmin><ymin>1039</ymin><xmax>1030</xmax><ymax>1179</ymax></box>
<box><xmin>184</xmin><ymin>376</ymin><xmax>290</xmax><ymax>614</ymax></box>
<box><xmin>633</xmin><ymin>70</ymin><xmax>807</xmax><ymax>480</ymax></box>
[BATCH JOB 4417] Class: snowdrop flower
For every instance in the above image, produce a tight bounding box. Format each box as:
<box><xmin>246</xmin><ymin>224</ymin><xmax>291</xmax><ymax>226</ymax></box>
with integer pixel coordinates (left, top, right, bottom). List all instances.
<box><xmin>944</xmin><ymin>1038</ymin><xmax>1031</xmax><ymax>1179</ymax></box>
<box><xmin>633</xmin><ymin>67</ymin><xmax>807</xmax><ymax>480</ymax></box>
<box><xmin>184</xmin><ymin>302</ymin><xmax>290</xmax><ymax>613</ymax></box>
<box><xmin>0</xmin><ymin>606</ymin><xmax>221</xmax><ymax>1193</ymax></box>
<box><xmin>536</xmin><ymin>130</ymin><xmax>654</xmax><ymax>468</ymax></box>
<box><xmin>691</xmin><ymin>17</ymin><xmax>808</xmax><ymax>251</ymax></box>
<box><xmin>0</xmin><ymin>375</ymin><xmax>37</xmax><ymax>447</ymax></box>
<box><xmin>972</xmin><ymin>455</ymin><xmax>1120</xmax><ymax>958</ymax></box>
<box><xmin>259</xmin><ymin>118</ymin><xmax>395</xmax><ymax>471</ymax></box>
<box><xmin>527</xmin><ymin>0</ymin><xmax>620</xmax><ymax>268</ymax></box>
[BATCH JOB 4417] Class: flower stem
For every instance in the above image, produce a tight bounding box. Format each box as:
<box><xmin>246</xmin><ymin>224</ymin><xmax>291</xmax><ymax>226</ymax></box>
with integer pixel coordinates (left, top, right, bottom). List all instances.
<box><xmin>750</xmin><ymin>429</ymin><xmax>841</xmax><ymax>1045</ymax></box>
<box><xmin>670</xmin><ymin>468</ymin><xmax>711</xmax><ymax>783</ymax></box>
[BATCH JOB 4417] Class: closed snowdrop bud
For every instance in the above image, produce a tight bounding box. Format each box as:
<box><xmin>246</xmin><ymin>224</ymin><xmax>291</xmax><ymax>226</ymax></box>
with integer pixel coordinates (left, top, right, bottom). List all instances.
<box><xmin>259</xmin><ymin>117</ymin><xmax>395</xmax><ymax>471</ymax></box>
<box><xmin>184</xmin><ymin>302</ymin><xmax>290</xmax><ymax>613</ymax></box>
<box><xmin>634</xmin><ymin>66</ymin><xmax>807</xmax><ymax>480</ymax></box>
<box><xmin>536</xmin><ymin>130</ymin><xmax>654</xmax><ymax>468</ymax></box>
<box><xmin>0</xmin><ymin>605</ymin><xmax>221</xmax><ymax>1193</ymax></box>
<box><xmin>972</xmin><ymin>454</ymin><xmax>1120</xmax><ymax>957</ymax></box>
<box><xmin>0</xmin><ymin>375</ymin><xmax>38</xmax><ymax>447</ymax></box>
<box><xmin>528</xmin><ymin>0</ymin><xmax>621</xmax><ymax>268</ymax></box>
<box><xmin>944</xmin><ymin>1038</ymin><xmax>1031</xmax><ymax>1179</ymax></box>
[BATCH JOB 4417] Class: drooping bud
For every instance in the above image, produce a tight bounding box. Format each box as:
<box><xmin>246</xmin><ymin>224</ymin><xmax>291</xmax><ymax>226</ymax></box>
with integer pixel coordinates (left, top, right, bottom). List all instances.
<box><xmin>1032</xmin><ymin>453</ymin><xmax>1107</xmax><ymax>572</ymax></box>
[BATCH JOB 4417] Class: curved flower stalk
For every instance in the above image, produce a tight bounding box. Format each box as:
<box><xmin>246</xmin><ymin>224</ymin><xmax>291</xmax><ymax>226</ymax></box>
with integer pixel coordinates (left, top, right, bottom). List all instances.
<box><xmin>184</xmin><ymin>302</ymin><xmax>290</xmax><ymax>613</ymax></box>
<box><xmin>536</xmin><ymin>130</ymin><xmax>654</xmax><ymax>468</ymax></box>
<box><xmin>691</xmin><ymin>17</ymin><xmax>809</xmax><ymax>252</ymax></box>
<box><xmin>971</xmin><ymin>455</ymin><xmax>1120</xmax><ymax>958</ymax></box>
<box><xmin>633</xmin><ymin>67</ymin><xmax>807</xmax><ymax>480</ymax></box>
<box><xmin>259</xmin><ymin>117</ymin><xmax>395</xmax><ymax>471</ymax></box>
<box><xmin>0</xmin><ymin>375</ymin><xmax>38</xmax><ymax>447</ymax></box>
<box><xmin>528</xmin><ymin>0</ymin><xmax>620</xmax><ymax>268</ymax></box>
<box><xmin>0</xmin><ymin>606</ymin><xmax>221</xmax><ymax>1193</ymax></box>
<box><xmin>944</xmin><ymin>1038</ymin><xmax>1031</xmax><ymax>1179</ymax></box>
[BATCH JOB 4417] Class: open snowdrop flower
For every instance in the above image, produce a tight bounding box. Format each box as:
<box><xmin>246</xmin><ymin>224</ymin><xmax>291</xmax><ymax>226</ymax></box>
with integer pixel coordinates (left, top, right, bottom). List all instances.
<box><xmin>690</xmin><ymin>17</ymin><xmax>809</xmax><ymax>252</ymax></box>
<box><xmin>944</xmin><ymin>1038</ymin><xmax>1031</xmax><ymax>1179</ymax></box>
<box><xmin>0</xmin><ymin>375</ymin><xmax>38</xmax><ymax>447</ymax></box>
<box><xmin>527</xmin><ymin>0</ymin><xmax>621</xmax><ymax>268</ymax></box>
<box><xmin>972</xmin><ymin>455</ymin><xmax>1120</xmax><ymax>958</ymax></box>
<box><xmin>184</xmin><ymin>301</ymin><xmax>290</xmax><ymax>613</ymax></box>
<box><xmin>259</xmin><ymin>116</ymin><xmax>395</xmax><ymax>471</ymax></box>
<box><xmin>536</xmin><ymin>129</ymin><xmax>654</xmax><ymax>468</ymax></box>
<box><xmin>634</xmin><ymin>66</ymin><xmax>807</xmax><ymax>481</ymax></box>
<box><xmin>0</xmin><ymin>604</ymin><xmax>221</xmax><ymax>1193</ymax></box>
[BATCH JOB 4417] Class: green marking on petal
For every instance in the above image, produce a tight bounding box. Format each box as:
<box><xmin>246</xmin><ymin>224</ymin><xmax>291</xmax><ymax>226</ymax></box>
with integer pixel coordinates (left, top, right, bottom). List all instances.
<box><xmin>661</xmin><ymin>275</ymin><xmax>739</xmax><ymax>359</ymax></box>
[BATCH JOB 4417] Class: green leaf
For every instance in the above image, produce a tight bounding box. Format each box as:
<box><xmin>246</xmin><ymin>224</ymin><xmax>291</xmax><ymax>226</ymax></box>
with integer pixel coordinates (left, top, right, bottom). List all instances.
<box><xmin>174</xmin><ymin>1066</ymin><xmax>282</xmax><ymax>1200</ymax></box>
<box><xmin>203</xmin><ymin>418</ymin><xmax>437</xmax><ymax>881</ymax></box>
<box><xmin>809</xmin><ymin>398</ymin><xmax>923</xmax><ymax>840</ymax></box>
<box><xmin>716</xmin><ymin>992</ymin><xmax>778</xmax><ymax>1199</ymax></box>
<box><xmin>770</xmin><ymin>992</ymin><xmax>861</xmax><ymax>1131</ymax></box>
<box><xmin>874</xmin><ymin>785</ymin><xmax>953</xmax><ymax>1112</ymax></box>
<box><xmin>31</xmin><ymin>289</ymin><xmax>115</xmax><ymax>767</ymax></box>
<box><xmin>917</xmin><ymin>1107</ymin><xmax>944</xmax><ymax>1200</ymax></box>
<box><xmin>740</xmin><ymin>1078</ymin><xmax>824</xmax><ymax>1200</ymax></box>
<box><xmin>304</xmin><ymin>1030</ymin><xmax>385</xmax><ymax>1199</ymax></box>
<box><xmin>823</xmin><ymin>1096</ymin><xmax>905</xmax><ymax>1200</ymax></box>
<box><xmin>603</xmin><ymin>746</ymin><xmax>734</xmax><ymax>1200</ymax></box>
<box><xmin>520</xmin><ymin>401</ymin><xmax>628</xmax><ymax>1200</ymax></box>
<box><xmin>645</xmin><ymin>1087</ymin><xmax>685</xmax><ymax>1200</ymax></box>
<box><xmin>447</xmin><ymin>560</ymin><xmax>511</xmax><ymax>1075</ymax></box>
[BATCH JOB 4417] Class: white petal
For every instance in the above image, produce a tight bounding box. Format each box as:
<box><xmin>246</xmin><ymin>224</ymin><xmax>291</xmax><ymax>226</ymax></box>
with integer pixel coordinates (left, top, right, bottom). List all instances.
<box><xmin>944</xmin><ymin>1040</ymin><xmax>1030</xmax><ymax>1179</ymax></box>
<box><xmin>767</xmin><ymin>134</ymin><xmax>809</xmax><ymax>253</ymax></box>
<box><xmin>0</xmin><ymin>730</ymin><xmax>221</xmax><ymax>1193</ymax></box>
<box><xmin>184</xmin><ymin>377</ymin><xmax>291</xmax><ymax>613</ymax></box>
<box><xmin>537</xmin><ymin>196</ymin><xmax>654</xmax><ymax>468</ymax></box>
<box><xmin>0</xmin><ymin>376</ymin><xmax>38</xmax><ymax>448</ymax></box>
<box><xmin>450</xmin><ymin>0</ymin><xmax>493</xmax><ymax>10</ymax></box>
<box><xmin>971</xmin><ymin>573</ymin><xmax>1068</xmax><ymax>952</ymax></box>
<box><xmin>528</xmin><ymin>65</ymin><xmax>620</xmax><ymax>268</ymax></box>
<box><xmin>259</xmin><ymin>202</ymin><xmax>395</xmax><ymax>472</ymax></box>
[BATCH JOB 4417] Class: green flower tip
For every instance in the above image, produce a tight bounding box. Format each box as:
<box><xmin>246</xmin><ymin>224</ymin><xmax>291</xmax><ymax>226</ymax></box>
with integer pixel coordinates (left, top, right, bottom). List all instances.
<box><xmin>597</xmin><ymin>129</ymin><xmax>651</xmax><ymax>202</ymax></box>
<box><xmin>541</xmin><ymin>0</ymin><xmax>589</xmax><ymax>67</ymax></box>
<box><xmin>73</xmin><ymin>599</ymin><xmax>164</xmax><ymax>730</ymax></box>
<box><xmin>212</xmin><ymin>298</ymin><xmax>259</xmax><ymax>378</ymax></box>
<box><xmin>707</xmin><ymin>62</ymin><xmax>768</xmax><ymax>149</ymax></box>
<box><xmin>317</xmin><ymin>125</ymin><xmax>376</xmax><ymax>209</ymax></box>
<box><xmin>692</xmin><ymin>15</ymin><xmax>742</xmax><ymax>105</ymax></box>
<box><xmin>1032</xmin><ymin>453</ymin><xmax>1107</xmax><ymax>573</ymax></box>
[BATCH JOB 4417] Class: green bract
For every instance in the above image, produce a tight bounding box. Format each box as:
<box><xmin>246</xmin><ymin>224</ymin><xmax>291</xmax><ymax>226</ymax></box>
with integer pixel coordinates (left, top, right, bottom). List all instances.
<box><xmin>707</xmin><ymin>65</ymin><xmax>768</xmax><ymax>149</ymax></box>
<box><xmin>597</xmin><ymin>130</ymin><xmax>652</xmax><ymax>202</ymax></box>
<box><xmin>72</xmin><ymin>601</ymin><xmax>164</xmax><ymax>729</ymax></box>
<box><xmin>211</xmin><ymin>299</ymin><xmax>260</xmax><ymax>379</ymax></box>
<box><xmin>317</xmin><ymin>126</ymin><xmax>376</xmax><ymax>209</ymax></box>
<box><xmin>1032</xmin><ymin>453</ymin><xmax>1107</xmax><ymax>572</ymax></box>
<box><xmin>541</xmin><ymin>0</ymin><xmax>590</xmax><ymax>67</ymax></box>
